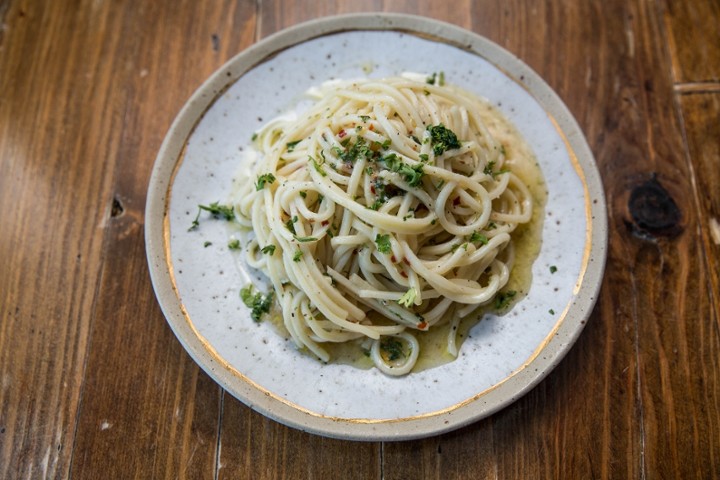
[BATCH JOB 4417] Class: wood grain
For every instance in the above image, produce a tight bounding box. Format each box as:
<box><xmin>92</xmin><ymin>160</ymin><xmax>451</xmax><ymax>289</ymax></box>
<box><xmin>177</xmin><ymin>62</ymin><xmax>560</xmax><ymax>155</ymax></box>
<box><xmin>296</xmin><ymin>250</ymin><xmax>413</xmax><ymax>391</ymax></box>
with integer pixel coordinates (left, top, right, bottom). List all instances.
<box><xmin>0</xmin><ymin>0</ymin><xmax>719</xmax><ymax>478</ymax></box>
<box><xmin>680</xmin><ymin>92</ymin><xmax>720</xmax><ymax>331</ymax></box>
<box><xmin>65</xmin><ymin>1</ymin><xmax>258</xmax><ymax>478</ymax></box>
<box><xmin>0</xmin><ymin>1</ymin><xmax>122</xmax><ymax>477</ymax></box>
<box><xmin>661</xmin><ymin>0</ymin><xmax>720</xmax><ymax>84</ymax></box>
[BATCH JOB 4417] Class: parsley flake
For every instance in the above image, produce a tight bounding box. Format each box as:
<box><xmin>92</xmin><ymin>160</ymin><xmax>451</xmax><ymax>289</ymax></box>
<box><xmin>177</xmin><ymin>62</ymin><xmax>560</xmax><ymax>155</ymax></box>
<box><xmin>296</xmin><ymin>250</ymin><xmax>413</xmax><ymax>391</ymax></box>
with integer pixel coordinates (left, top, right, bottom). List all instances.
<box><xmin>375</xmin><ymin>234</ymin><xmax>392</xmax><ymax>254</ymax></box>
<box><xmin>240</xmin><ymin>285</ymin><xmax>273</xmax><ymax>322</ymax></box>
<box><xmin>493</xmin><ymin>290</ymin><xmax>517</xmax><ymax>310</ymax></box>
<box><xmin>380</xmin><ymin>337</ymin><xmax>406</xmax><ymax>361</ymax></box>
<box><xmin>310</xmin><ymin>156</ymin><xmax>327</xmax><ymax>177</ymax></box>
<box><xmin>286</xmin><ymin>140</ymin><xmax>301</xmax><ymax>152</ymax></box>
<box><xmin>427</xmin><ymin>124</ymin><xmax>461</xmax><ymax>156</ymax></box>
<box><xmin>293</xmin><ymin>235</ymin><xmax>317</xmax><ymax>243</ymax></box>
<box><xmin>469</xmin><ymin>232</ymin><xmax>489</xmax><ymax>245</ymax></box>
<box><xmin>189</xmin><ymin>202</ymin><xmax>235</xmax><ymax>231</ymax></box>
<box><xmin>255</xmin><ymin>173</ymin><xmax>276</xmax><ymax>191</ymax></box>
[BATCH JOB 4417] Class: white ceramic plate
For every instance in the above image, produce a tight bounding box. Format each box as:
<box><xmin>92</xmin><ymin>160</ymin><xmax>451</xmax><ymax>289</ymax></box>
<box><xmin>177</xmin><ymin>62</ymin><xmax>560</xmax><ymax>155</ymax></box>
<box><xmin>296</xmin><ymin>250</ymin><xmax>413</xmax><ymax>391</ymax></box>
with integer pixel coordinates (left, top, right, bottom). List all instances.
<box><xmin>146</xmin><ymin>13</ymin><xmax>607</xmax><ymax>441</ymax></box>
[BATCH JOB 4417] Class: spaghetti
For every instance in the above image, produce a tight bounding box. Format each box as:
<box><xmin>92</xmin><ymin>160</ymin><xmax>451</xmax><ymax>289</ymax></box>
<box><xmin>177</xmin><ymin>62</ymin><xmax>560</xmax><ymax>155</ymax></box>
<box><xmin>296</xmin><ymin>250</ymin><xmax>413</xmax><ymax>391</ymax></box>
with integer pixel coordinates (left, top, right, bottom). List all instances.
<box><xmin>233</xmin><ymin>74</ymin><xmax>536</xmax><ymax>375</ymax></box>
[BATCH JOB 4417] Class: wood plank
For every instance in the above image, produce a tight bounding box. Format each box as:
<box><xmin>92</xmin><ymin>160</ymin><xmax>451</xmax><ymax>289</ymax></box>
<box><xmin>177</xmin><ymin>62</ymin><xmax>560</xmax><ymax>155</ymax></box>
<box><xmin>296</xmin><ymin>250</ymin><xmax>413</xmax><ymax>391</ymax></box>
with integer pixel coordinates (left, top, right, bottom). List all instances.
<box><xmin>661</xmin><ymin>0</ymin><xmax>720</xmax><ymax>84</ymax></box>
<box><xmin>0</xmin><ymin>1</ymin><xmax>129</xmax><ymax>477</ymax></box>
<box><xmin>209</xmin><ymin>4</ymin><xmax>383</xmax><ymax>478</ymax></box>
<box><xmin>257</xmin><ymin>0</ymin><xmax>382</xmax><ymax>38</ymax></box>
<box><xmin>218</xmin><ymin>393</ymin><xmax>380</xmax><ymax>479</ymax></box>
<box><xmin>69</xmin><ymin>222</ymin><xmax>221</xmax><ymax>479</ymax></box>
<box><xmin>381</xmin><ymin>0</ymin><xmax>719</xmax><ymax>478</ymax></box>
<box><xmin>68</xmin><ymin>1</ymin><xmax>258</xmax><ymax>478</ymax></box>
<box><xmin>679</xmin><ymin>93</ymin><xmax>720</xmax><ymax>316</ymax></box>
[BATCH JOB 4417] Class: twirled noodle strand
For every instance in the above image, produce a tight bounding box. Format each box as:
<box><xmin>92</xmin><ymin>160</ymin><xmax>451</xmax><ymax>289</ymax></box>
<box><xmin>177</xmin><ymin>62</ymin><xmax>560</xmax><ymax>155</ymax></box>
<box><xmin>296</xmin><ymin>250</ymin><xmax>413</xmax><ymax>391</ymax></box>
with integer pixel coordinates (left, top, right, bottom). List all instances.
<box><xmin>234</xmin><ymin>75</ymin><xmax>535</xmax><ymax>375</ymax></box>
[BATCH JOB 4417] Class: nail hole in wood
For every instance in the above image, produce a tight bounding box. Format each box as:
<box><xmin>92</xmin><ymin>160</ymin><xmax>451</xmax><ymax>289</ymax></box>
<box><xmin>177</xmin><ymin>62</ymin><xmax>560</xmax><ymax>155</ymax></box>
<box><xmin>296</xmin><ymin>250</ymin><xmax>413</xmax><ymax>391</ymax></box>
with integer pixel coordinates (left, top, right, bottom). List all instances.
<box><xmin>111</xmin><ymin>197</ymin><xmax>125</xmax><ymax>218</ymax></box>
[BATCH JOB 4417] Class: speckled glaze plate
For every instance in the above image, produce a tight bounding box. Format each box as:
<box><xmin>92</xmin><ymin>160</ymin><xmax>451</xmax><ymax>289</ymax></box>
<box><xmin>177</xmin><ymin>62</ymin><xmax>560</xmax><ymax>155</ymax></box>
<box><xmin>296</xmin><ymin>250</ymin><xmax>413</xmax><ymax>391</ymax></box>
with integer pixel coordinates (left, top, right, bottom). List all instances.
<box><xmin>145</xmin><ymin>14</ymin><xmax>607</xmax><ymax>441</ymax></box>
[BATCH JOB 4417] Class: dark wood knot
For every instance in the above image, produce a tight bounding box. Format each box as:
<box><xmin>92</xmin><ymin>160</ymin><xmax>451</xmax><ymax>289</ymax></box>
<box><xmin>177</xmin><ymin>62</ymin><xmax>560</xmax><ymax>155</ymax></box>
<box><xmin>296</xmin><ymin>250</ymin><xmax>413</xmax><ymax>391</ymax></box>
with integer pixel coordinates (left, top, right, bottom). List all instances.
<box><xmin>111</xmin><ymin>196</ymin><xmax>125</xmax><ymax>218</ymax></box>
<box><xmin>628</xmin><ymin>175</ymin><xmax>681</xmax><ymax>239</ymax></box>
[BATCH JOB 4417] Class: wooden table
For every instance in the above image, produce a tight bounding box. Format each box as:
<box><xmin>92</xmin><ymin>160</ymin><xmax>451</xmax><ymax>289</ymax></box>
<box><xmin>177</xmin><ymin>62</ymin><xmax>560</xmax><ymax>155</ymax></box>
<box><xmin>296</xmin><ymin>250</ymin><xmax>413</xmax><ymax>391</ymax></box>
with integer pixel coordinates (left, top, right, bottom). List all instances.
<box><xmin>1</xmin><ymin>1</ymin><xmax>718</xmax><ymax>478</ymax></box>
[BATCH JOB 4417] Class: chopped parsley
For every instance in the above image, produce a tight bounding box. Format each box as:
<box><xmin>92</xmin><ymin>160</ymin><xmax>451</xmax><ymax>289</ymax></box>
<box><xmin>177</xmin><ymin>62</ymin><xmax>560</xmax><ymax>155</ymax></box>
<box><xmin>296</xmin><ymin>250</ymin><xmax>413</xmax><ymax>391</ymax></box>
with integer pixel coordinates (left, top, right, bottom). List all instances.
<box><xmin>299</xmin><ymin>191</ymin><xmax>307</xmax><ymax>198</ymax></box>
<box><xmin>426</xmin><ymin>71</ymin><xmax>446</xmax><ymax>86</ymax></box>
<box><xmin>549</xmin><ymin>265</ymin><xmax>558</xmax><ymax>274</ymax></box>
<box><xmin>189</xmin><ymin>202</ymin><xmax>235</xmax><ymax>231</ymax></box>
<box><xmin>427</xmin><ymin>124</ymin><xmax>461</xmax><ymax>156</ymax></box>
<box><xmin>293</xmin><ymin>235</ymin><xmax>317</xmax><ymax>243</ymax></box>
<box><xmin>251</xmin><ymin>132</ymin><xmax>258</xmax><ymax>141</ymax></box>
<box><xmin>286</xmin><ymin>140</ymin><xmax>302</xmax><ymax>152</ymax></box>
<box><xmin>203</xmin><ymin>241</ymin><xmax>212</xmax><ymax>248</ymax></box>
<box><xmin>397</xmin><ymin>288</ymin><xmax>417</xmax><ymax>308</ymax></box>
<box><xmin>381</xmin><ymin>153</ymin><xmax>425</xmax><ymax>187</ymax></box>
<box><xmin>335</xmin><ymin>137</ymin><xmax>372</xmax><ymax>163</ymax></box>
<box><xmin>375</xmin><ymin>234</ymin><xmax>392</xmax><ymax>254</ymax></box>
<box><xmin>397</xmin><ymin>163</ymin><xmax>424</xmax><ymax>187</ymax></box>
<box><xmin>484</xmin><ymin>160</ymin><xmax>510</xmax><ymax>177</ymax></box>
<box><xmin>380</xmin><ymin>337</ymin><xmax>405</xmax><ymax>361</ymax></box>
<box><xmin>483</xmin><ymin>161</ymin><xmax>496</xmax><ymax>176</ymax></box>
<box><xmin>285</xmin><ymin>215</ymin><xmax>298</xmax><ymax>234</ymax></box>
<box><xmin>418</xmin><ymin>153</ymin><xmax>429</xmax><ymax>162</ymax></box>
<box><xmin>255</xmin><ymin>173</ymin><xmax>276</xmax><ymax>191</ymax></box>
<box><xmin>493</xmin><ymin>290</ymin><xmax>517</xmax><ymax>310</ymax></box>
<box><xmin>261</xmin><ymin>244</ymin><xmax>276</xmax><ymax>255</ymax></box>
<box><xmin>469</xmin><ymin>232</ymin><xmax>489</xmax><ymax>245</ymax></box>
<box><xmin>310</xmin><ymin>156</ymin><xmax>327</xmax><ymax>176</ymax></box>
<box><xmin>228</xmin><ymin>239</ymin><xmax>241</xmax><ymax>250</ymax></box>
<box><xmin>369</xmin><ymin>198</ymin><xmax>385</xmax><ymax>211</ymax></box>
<box><xmin>359</xmin><ymin>115</ymin><xmax>370</xmax><ymax>122</ymax></box>
<box><xmin>240</xmin><ymin>285</ymin><xmax>273</xmax><ymax>322</ymax></box>
<box><xmin>549</xmin><ymin>309</ymin><xmax>556</xmax><ymax>315</ymax></box>
<box><xmin>292</xmin><ymin>250</ymin><xmax>303</xmax><ymax>262</ymax></box>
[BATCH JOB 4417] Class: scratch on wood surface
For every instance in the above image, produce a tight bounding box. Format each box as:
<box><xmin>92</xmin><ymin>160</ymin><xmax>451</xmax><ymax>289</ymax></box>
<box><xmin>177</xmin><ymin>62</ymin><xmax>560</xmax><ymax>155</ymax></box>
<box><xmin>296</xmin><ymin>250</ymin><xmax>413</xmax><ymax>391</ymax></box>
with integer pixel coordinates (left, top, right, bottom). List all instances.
<box><xmin>629</xmin><ymin>266</ymin><xmax>647</xmax><ymax>480</ymax></box>
<box><xmin>626</xmin><ymin>26</ymin><xmax>635</xmax><ymax>58</ymax></box>
<box><xmin>254</xmin><ymin>0</ymin><xmax>261</xmax><ymax>42</ymax></box>
<box><xmin>710</xmin><ymin>217</ymin><xmax>720</xmax><ymax>245</ymax></box>
<box><xmin>0</xmin><ymin>0</ymin><xmax>8</xmax><ymax>49</ymax></box>
<box><xmin>213</xmin><ymin>390</ymin><xmax>224</xmax><ymax>480</ymax></box>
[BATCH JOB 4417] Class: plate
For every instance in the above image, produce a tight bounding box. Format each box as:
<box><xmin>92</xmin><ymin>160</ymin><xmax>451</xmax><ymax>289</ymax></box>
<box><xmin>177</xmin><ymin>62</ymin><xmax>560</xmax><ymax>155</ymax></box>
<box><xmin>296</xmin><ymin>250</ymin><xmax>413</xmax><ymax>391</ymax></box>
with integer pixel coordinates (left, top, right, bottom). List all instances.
<box><xmin>145</xmin><ymin>13</ymin><xmax>607</xmax><ymax>441</ymax></box>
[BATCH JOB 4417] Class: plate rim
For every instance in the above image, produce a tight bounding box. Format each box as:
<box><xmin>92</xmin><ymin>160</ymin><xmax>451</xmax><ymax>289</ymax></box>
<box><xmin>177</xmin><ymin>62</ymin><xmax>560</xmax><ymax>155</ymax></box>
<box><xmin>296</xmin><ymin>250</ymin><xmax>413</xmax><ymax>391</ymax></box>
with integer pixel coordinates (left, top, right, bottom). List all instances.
<box><xmin>145</xmin><ymin>12</ymin><xmax>608</xmax><ymax>441</ymax></box>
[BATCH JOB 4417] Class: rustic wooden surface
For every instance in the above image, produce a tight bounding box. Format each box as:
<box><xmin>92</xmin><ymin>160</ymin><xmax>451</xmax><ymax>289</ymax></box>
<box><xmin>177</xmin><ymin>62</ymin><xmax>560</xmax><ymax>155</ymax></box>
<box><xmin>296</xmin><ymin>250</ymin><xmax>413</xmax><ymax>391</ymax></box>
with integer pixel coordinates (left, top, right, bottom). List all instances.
<box><xmin>1</xmin><ymin>0</ymin><xmax>718</xmax><ymax>478</ymax></box>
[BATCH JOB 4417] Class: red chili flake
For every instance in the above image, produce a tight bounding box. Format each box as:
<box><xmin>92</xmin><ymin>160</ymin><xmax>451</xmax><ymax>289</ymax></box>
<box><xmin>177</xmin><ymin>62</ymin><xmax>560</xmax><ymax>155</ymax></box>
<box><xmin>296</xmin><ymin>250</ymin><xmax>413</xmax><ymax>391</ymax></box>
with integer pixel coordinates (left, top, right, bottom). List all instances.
<box><xmin>370</xmin><ymin>185</ymin><xmax>376</xmax><ymax>194</ymax></box>
<box><xmin>400</xmin><ymin>270</ymin><xmax>408</xmax><ymax>278</ymax></box>
<box><xmin>368</xmin><ymin>124</ymin><xmax>374</xmax><ymax>131</ymax></box>
<box><xmin>321</xmin><ymin>220</ymin><xmax>329</xmax><ymax>226</ymax></box>
<box><xmin>417</xmin><ymin>321</ymin><xmax>428</xmax><ymax>330</ymax></box>
<box><xmin>453</xmin><ymin>196</ymin><xmax>461</xmax><ymax>206</ymax></box>
<box><xmin>338</xmin><ymin>129</ymin><xmax>347</xmax><ymax>138</ymax></box>
<box><xmin>403</xmin><ymin>258</ymin><xmax>410</xmax><ymax>265</ymax></box>
<box><xmin>390</xmin><ymin>255</ymin><xmax>397</xmax><ymax>263</ymax></box>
